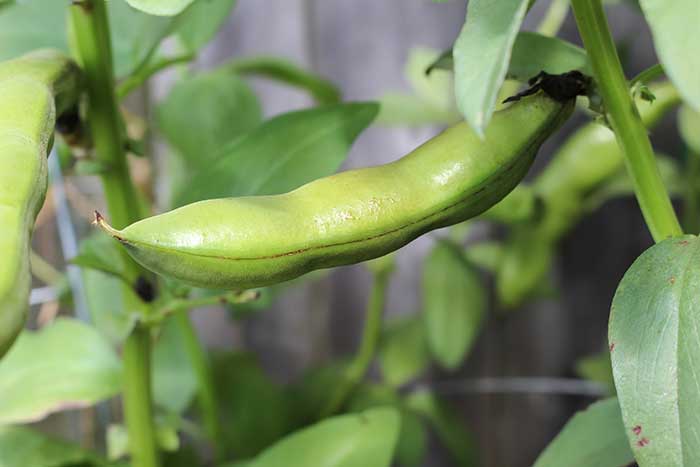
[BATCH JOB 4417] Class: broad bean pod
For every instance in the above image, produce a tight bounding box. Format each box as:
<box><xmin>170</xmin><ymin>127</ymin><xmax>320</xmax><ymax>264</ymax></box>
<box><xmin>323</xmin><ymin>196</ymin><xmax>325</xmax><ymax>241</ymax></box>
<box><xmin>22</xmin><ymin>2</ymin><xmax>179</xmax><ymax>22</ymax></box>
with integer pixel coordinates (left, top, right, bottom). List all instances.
<box><xmin>0</xmin><ymin>51</ymin><xmax>82</xmax><ymax>357</ymax></box>
<box><xmin>99</xmin><ymin>93</ymin><xmax>574</xmax><ymax>290</ymax></box>
<box><xmin>496</xmin><ymin>82</ymin><xmax>681</xmax><ymax>308</ymax></box>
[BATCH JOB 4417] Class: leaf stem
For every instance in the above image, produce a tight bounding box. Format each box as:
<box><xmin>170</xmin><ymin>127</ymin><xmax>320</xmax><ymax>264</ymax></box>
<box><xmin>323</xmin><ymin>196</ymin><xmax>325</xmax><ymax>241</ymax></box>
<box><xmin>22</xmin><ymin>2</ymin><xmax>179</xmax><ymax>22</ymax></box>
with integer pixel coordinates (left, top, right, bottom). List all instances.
<box><xmin>117</xmin><ymin>53</ymin><xmax>195</xmax><ymax>101</ymax></box>
<box><xmin>320</xmin><ymin>266</ymin><xmax>392</xmax><ymax>417</ymax></box>
<box><xmin>173</xmin><ymin>313</ymin><xmax>224</xmax><ymax>461</ymax></box>
<box><xmin>571</xmin><ymin>0</ymin><xmax>682</xmax><ymax>242</ymax></box>
<box><xmin>629</xmin><ymin>63</ymin><xmax>665</xmax><ymax>87</ymax></box>
<box><xmin>70</xmin><ymin>2</ymin><xmax>159</xmax><ymax>466</ymax></box>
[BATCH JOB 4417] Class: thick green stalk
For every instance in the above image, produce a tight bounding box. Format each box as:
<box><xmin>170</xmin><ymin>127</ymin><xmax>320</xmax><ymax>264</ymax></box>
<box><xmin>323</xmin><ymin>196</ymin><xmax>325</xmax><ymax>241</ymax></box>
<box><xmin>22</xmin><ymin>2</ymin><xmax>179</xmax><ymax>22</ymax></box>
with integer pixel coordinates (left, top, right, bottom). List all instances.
<box><xmin>571</xmin><ymin>0</ymin><xmax>682</xmax><ymax>242</ymax></box>
<box><xmin>122</xmin><ymin>327</ymin><xmax>159</xmax><ymax>467</ymax></box>
<box><xmin>70</xmin><ymin>2</ymin><xmax>159</xmax><ymax>466</ymax></box>
<box><xmin>321</xmin><ymin>269</ymin><xmax>391</xmax><ymax>417</ymax></box>
<box><xmin>174</xmin><ymin>312</ymin><xmax>224</xmax><ymax>460</ymax></box>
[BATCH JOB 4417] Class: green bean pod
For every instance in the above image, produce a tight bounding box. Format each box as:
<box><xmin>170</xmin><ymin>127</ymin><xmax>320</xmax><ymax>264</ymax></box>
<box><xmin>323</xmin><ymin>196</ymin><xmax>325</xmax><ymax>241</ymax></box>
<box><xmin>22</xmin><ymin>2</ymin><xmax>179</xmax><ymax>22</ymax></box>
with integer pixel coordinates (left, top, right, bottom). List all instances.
<box><xmin>0</xmin><ymin>51</ymin><xmax>82</xmax><ymax>357</ymax></box>
<box><xmin>99</xmin><ymin>93</ymin><xmax>574</xmax><ymax>290</ymax></box>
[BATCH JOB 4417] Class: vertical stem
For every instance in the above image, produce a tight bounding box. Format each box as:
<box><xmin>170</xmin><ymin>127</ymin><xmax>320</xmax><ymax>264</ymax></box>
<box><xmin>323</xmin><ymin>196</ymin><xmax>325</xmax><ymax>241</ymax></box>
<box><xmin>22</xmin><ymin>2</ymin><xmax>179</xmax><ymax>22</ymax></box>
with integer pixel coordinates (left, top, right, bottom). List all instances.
<box><xmin>570</xmin><ymin>0</ymin><xmax>682</xmax><ymax>242</ymax></box>
<box><xmin>70</xmin><ymin>2</ymin><xmax>159</xmax><ymax>466</ymax></box>
<box><xmin>321</xmin><ymin>268</ymin><xmax>392</xmax><ymax>417</ymax></box>
<box><xmin>174</xmin><ymin>312</ymin><xmax>224</xmax><ymax>460</ymax></box>
<box><xmin>122</xmin><ymin>327</ymin><xmax>159</xmax><ymax>467</ymax></box>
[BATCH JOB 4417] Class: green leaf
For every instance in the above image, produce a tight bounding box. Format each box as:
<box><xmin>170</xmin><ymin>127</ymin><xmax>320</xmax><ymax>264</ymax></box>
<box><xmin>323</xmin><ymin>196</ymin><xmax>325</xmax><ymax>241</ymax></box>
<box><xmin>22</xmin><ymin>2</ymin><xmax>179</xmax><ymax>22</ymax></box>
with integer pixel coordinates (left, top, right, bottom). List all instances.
<box><xmin>81</xmin><ymin>269</ymin><xmax>141</xmax><ymax>344</ymax></box>
<box><xmin>453</xmin><ymin>0</ymin><xmax>529</xmax><ymax>134</ymax></box>
<box><xmin>0</xmin><ymin>318</ymin><xmax>121</xmax><ymax>424</ymax></box>
<box><xmin>378</xmin><ymin>314</ymin><xmax>430</xmax><ymax>387</ymax></box>
<box><xmin>248</xmin><ymin>408</ymin><xmax>400</xmax><ymax>467</ymax></box>
<box><xmin>507</xmin><ymin>32</ymin><xmax>591</xmax><ymax>82</ymax></box>
<box><xmin>533</xmin><ymin>398</ymin><xmax>634</xmax><ymax>467</ymax></box>
<box><xmin>72</xmin><ymin>233</ymin><xmax>138</xmax><ymax>284</ymax></box>
<box><xmin>174</xmin><ymin>102</ymin><xmax>379</xmax><ymax>206</ymax></box>
<box><xmin>575</xmin><ymin>350</ymin><xmax>616</xmax><ymax>394</ymax></box>
<box><xmin>0</xmin><ymin>0</ymin><xmax>174</xmax><ymax>77</ymax></box>
<box><xmin>347</xmin><ymin>385</ymin><xmax>427</xmax><ymax>467</ymax></box>
<box><xmin>639</xmin><ymin>0</ymin><xmax>700</xmax><ymax>111</ymax></box>
<box><xmin>176</xmin><ymin>0</ymin><xmax>237</xmax><ymax>51</ymax></box>
<box><xmin>289</xmin><ymin>361</ymin><xmax>349</xmax><ymax>422</ymax></box>
<box><xmin>0</xmin><ymin>426</ymin><xmax>109</xmax><ymax>467</ymax></box>
<box><xmin>423</xmin><ymin>241</ymin><xmax>487</xmax><ymax>370</ymax></box>
<box><xmin>610</xmin><ymin>235</ymin><xmax>700</xmax><ymax>465</ymax></box>
<box><xmin>215</xmin><ymin>353</ymin><xmax>297</xmax><ymax>459</ymax></box>
<box><xmin>377</xmin><ymin>93</ymin><xmax>460</xmax><ymax>126</ymax></box>
<box><xmin>405</xmin><ymin>390</ymin><xmax>477</xmax><ymax>467</ymax></box>
<box><xmin>156</xmin><ymin>66</ymin><xmax>262</xmax><ymax>205</ymax></box>
<box><xmin>679</xmin><ymin>105</ymin><xmax>700</xmax><ymax>154</ymax></box>
<box><xmin>125</xmin><ymin>0</ymin><xmax>196</xmax><ymax>16</ymax></box>
<box><xmin>229</xmin><ymin>57</ymin><xmax>341</xmax><ymax>105</ymax></box>
<box><xmin>152</xmin><ymin>316</ymin><xmax>198</xmax><ymax>414</ymax></box>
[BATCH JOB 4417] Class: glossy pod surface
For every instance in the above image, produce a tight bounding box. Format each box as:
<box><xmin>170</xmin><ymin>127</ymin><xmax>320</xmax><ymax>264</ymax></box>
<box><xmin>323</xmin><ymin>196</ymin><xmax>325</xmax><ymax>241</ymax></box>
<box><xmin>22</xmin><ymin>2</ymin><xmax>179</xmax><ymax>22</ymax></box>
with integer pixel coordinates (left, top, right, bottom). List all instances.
<box><xmin>102</xmin><ymin>93</ymin><xmax>573</xmax><ymax>290</ymax></box>
<box><xmin>0</xmin><ymin>51</ymin><xmax>81</xmax><ymax>357</ymax></box>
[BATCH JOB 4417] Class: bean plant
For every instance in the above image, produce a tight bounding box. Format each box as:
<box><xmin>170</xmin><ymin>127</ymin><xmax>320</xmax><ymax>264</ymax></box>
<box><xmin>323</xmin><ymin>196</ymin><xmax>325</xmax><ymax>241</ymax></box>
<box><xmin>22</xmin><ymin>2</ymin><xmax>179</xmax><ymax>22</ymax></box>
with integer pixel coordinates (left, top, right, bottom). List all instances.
<box><xmin>0</xmin><ymin>0</ymin><xmax>697</xmax><ymax>466</ymax></box>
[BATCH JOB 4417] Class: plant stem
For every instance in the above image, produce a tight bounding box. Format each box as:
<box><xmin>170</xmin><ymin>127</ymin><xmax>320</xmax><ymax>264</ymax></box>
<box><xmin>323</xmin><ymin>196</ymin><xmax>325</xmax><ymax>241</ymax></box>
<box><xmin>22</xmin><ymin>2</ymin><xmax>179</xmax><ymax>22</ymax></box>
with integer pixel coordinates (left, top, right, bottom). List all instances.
<box><xmin>122</xmin><ymin>327</ymin><xmax>160</xmax><ymax>467</ymax></box>
<box><xmin>70</xmin><ymin>2</ymin><xmax>159</xmax><ymax>466</ymax></box>
<box><xmin>571</xmin><ymin>0</ymin><xmax>682</xmax><ymax>242</ymax></box>
<box><xmin>117</xmin><ymin>53</ymin><xmax>195</xmax><ymax>101</ymax></box>
<box><xmin>320</xmin><ymin>268</ymin><xmax>391</xmax><ymax>417</ymax></box>
<box><xmin>629</xmin><ymin>63</ymin><xmax>665</xmax><ymax>87</ymax></box>
<box><xmin>29</xmin><ymin>250</ymin><xmax>62</xmax><ymax>285</ymax></box>
<box><xmin>174</xmin><ymin>313</ymin><xmax>224</xmax><ymax>460</ymax></box>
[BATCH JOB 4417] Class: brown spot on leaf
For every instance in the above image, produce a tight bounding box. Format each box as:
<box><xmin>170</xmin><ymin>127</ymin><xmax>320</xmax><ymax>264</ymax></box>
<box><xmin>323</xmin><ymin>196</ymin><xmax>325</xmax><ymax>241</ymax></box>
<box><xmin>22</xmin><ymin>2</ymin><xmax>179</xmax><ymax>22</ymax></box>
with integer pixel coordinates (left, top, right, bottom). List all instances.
<box><xmin>637</xmin><ymin>437</ymin><xmax>649</xmax><ymax>447</ymax></box>
<box><xmin>632</xmin><ymin>425</ymin><xmax>642</xmax><ymax>436</ymax></box>
<box><xmin>609</xmin><ymin>342</ymin><xmax>616</xmax><ymax>352</ymax></box>
<box><xmin>677</xmin><ymin>240</ymin><xmax>690</xmax><ymax>246</ymax></box>
<box><xmin>669</xmin><ymin>276</ymin><xmax>676</xmax><ymax>284</ymax></box>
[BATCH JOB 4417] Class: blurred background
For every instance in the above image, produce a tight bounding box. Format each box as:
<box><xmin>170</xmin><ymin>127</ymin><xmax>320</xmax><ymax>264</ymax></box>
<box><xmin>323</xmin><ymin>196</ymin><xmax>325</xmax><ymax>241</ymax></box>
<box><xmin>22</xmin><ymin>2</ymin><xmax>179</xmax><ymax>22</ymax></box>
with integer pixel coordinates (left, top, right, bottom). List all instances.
<box><xmin>29</xmin><ymin>1</ymin><xmax>682</xmax><ymax>466</ymax></box>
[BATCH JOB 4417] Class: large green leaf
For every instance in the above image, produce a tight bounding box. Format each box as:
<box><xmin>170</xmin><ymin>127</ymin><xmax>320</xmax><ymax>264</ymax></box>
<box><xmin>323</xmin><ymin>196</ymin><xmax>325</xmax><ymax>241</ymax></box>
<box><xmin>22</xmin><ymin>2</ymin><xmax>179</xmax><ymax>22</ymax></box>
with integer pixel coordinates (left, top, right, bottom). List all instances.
<box><xmin>152</xmin><ymin>316</ymin><xmax>198</xmax><ymax>414</ymax></box>
<box><xmin>125</xmin><ymin>0</ymin><xmax>196</xmax><ymax>16</ymax></box>
<box><xmin>0</xmin><ymin>319</ymin><xmax>121</xmax><ymax>424</ymax></box>
<box><xmin>610</xmin><ymin>235</ymin><xmax>700</xmax><ymax>465</ymax></box>
<box><xmin>639</xmin><ymin>0</ymin><xmax>700</xmax><ymax>111</ymax></box>
<box><xmin>248</xmin><ymin>408</ymin><xmax>400</xmax><ymax>467</ymax></box>
<box><xmin>533</xmin><ymin>398</ymin><xmax>634</xmax><ymax>467</ymax></box>
<box><xmin>176</xmin><ymin>0</ymin><xmax>237</xmax><ymax>52</ymax></box>
<box><xmin>0</xmin><ymin>0</ymin><xmax>173</xmax><ymax>77</ymax></box>
<box><xmin>157</xmin><ymin>66</ymin><xmax>262</xmax><ymax>204</ymax></box>
<box><xmin>453</xmin><ymin>0</ymin><xmax>529</xmax><ymax>134</ymax></box>
<box><xmin>174</xmin><ymin>102</ymin><xmax>379</xmax><ymax>206</ymax></box>
<box><xmin>0</xmin><ymin>426</ymin><xmax>110</xmax><ymax>467</ymax></box>
<box><xmin>378</xmin><ymin>314</ymin><xmax>430</xmax><ymax>387</ymax></box>
<box><xmin>423</xmin><ymin>241</ymin><xmax>486</xmax><ymax>370</ymax></box>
